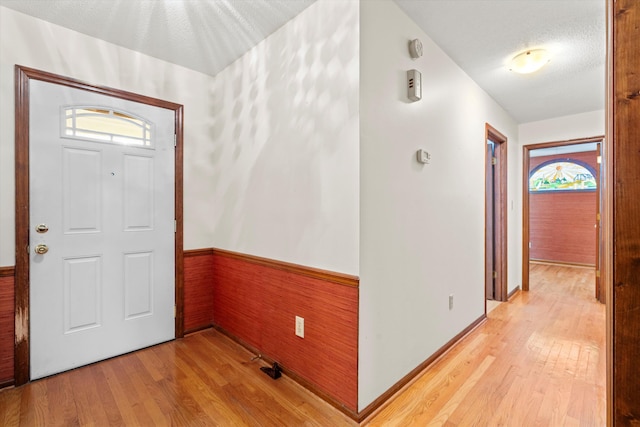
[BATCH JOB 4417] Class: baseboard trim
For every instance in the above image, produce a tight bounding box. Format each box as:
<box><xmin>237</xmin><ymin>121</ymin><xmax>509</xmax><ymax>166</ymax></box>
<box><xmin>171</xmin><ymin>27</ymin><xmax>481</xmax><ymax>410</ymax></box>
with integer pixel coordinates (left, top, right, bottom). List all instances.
<box><xmin>211</xmin><ymin>324</ymin><xmax>359</xmax><ymax>419</ymax></box>
<box><xmin>212</xmin><ymin>248</ymin><xmax>359</xmax><ymax>288</ymax></box>
<box><xmin>0</xmin><ymin>266</ymin><xmax>15</xmax><ymax>277</ymax></box>
<box><xmin>0</xmin><ymin>379</ymin><xmax>15</xmax><ymax>390</ymax></box>
<box><xmin>357</xmin><ymin>314</ymin><xmax>487</xmax><ymax>423</ymax></box>
<box><xmin>184</xmin><ymin>324</ymin><xmax>213</xmax><ymax>336</ymax></box>
<box><xmin>530</xmin><ymin>259</ymin><xmax>595</xmax><ymax>269</ymax></box>
<box><xmin>507</xmin><ymin>285</ymin><xmax>521</xmax><ymax>300</ymax></box>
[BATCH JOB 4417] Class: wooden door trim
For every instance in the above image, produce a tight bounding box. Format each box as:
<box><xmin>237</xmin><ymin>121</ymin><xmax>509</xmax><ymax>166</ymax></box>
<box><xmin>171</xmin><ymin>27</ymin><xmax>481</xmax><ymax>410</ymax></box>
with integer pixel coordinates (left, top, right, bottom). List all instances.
<box><xmin>595</xmin><ymin>142</ymin><xmax>603</xmax><ymax>303</ymax></box>
<box><xmin>485</xmin><ymin>141</ymin><xmax>495</xmax><ymax>301</ymax></box>
<box><xmin>485</xmin><ymin>124</ymin><xmax>508</xmax><ymax>302</ymax></box>
<box><xmin>13</xmin><ymin>65</ymin><xmax>184</xmax><ymax>386</ymax></box>
<box><xmin>605</xmin><ymin>2</ymin><xmax>613</xmax><ymax>423</ymax></box>
<box><xmin>610</xmin><ymin>0</ymin><xmax>640</xmax><ymax>422</ymax></box>
<box><xmin>521</xmin><ymin>136</ymin><xmax>604</xmax><ymax>292</ymax></box>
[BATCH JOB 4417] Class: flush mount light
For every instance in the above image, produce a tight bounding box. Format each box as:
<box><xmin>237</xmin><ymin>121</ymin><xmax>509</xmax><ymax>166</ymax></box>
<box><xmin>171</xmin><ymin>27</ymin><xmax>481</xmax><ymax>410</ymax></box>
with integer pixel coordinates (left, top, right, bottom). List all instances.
<box><xmin>508</xmin><ymin>49</ymin><xmax>550</xmax><ymax>74</ymax></box>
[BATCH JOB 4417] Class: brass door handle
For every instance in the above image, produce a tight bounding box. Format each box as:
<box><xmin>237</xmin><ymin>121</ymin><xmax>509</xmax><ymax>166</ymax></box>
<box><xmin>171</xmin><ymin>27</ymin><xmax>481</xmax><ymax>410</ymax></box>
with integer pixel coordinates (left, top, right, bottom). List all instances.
<box><xmin>35</xmin><ymin>224</ymin><xmax>49</xmax><ymax>233</ymax></box>
<box><xmin>35</xmin><ymin>244</ymin><xmax>49</xmax><ymax>255</ymax></box>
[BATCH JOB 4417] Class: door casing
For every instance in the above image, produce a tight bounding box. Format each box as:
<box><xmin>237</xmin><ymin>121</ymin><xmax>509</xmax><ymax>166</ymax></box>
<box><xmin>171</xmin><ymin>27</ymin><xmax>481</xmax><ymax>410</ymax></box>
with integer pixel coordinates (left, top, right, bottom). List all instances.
<box><xmin>521</xmin><ymin>136</ymin><xmax>604</xmax><ymax>294</ymax></box>
<box><xmin>14</xmin><ymin>65</ymin><xmax>185</xmax><ymax>386</ymax></box>
<box><xmin>485</xmin><ymin>124</ymin><xmax>508</xmax><ymax>303</ymax></box>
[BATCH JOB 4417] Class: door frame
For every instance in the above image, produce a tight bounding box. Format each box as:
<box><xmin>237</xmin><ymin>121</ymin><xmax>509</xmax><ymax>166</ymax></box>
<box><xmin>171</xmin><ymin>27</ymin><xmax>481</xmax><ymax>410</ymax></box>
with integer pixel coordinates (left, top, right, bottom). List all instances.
<box><xmin>485</xmin><ymin>124</ymin><xmax>508</xmax><ymax>302</ymax></box>
<box><xmin>521</xmin><ymin>136</ymin><xmax>604</xmax><ymax>292</ymax></box>
<box><xmin>13</xmin><ymin>65</ymin><xmax>185</xmax><ymax>386</ymax></box>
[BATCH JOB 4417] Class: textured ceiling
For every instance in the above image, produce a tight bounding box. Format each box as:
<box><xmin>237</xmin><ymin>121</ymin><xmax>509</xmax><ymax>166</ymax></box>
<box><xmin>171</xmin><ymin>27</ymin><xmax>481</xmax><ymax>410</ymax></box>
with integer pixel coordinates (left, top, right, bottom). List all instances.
<box><xmin>0</xmin><ymin>0</ymin><xmax>606</xmax><ymax>124</ymax></box>
<box><xmin>395</xmin><ymin>0</ymin><xmax>606</xmax><ymax>123</ymax></box>
<box><xmin>0</xmin><ymin>0</ymin><xmax>317</xmax><ymax>77</ymax></box>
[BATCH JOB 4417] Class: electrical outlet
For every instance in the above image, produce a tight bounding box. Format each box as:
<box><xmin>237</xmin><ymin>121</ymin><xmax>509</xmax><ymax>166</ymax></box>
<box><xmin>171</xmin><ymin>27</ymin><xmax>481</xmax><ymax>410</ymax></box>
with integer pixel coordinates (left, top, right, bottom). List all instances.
<box><xmin>295</xmin><ymin>316</ymin><xmax>304</xmax><ymax>338</ymax></box>
<box><xmin>449</xmin><ymin>294</ymin><xmax>454</xmax><ymax>310</ymax></box>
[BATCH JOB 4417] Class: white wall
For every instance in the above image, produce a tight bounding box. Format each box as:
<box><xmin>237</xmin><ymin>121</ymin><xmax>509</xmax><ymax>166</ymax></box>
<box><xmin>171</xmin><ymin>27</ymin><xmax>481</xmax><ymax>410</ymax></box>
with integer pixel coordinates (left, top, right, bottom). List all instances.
<box><xmin>0</xmin><ymin>6</ymin><xmax>216</xmax><ymax>266</ymax></box>
<box><xmin>519</xmin><ymin>110</ymin><xmax>605</xmax><ymax>145</ymax></box>
<box><xmin>358</xmin><ymin>0</ymin><xmax>520</xmax><ymax>410</ymax></box>
<box><xmin>206</xmin><ymin>0</ymin><xmax>360</xmax><ymax>274</ymax></box>
<box><xmin>0</xmin><ymin>1</ymin><xmax>360</xmax><ymax>275</ymax></box>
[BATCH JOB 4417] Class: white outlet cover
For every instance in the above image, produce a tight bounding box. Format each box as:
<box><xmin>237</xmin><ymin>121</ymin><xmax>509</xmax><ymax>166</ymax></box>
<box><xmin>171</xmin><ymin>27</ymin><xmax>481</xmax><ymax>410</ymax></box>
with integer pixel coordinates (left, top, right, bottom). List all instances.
<box><xmin>295</xmin><ymin>316</ymin><xmax>304</xmax><ymax>338</ymax></box>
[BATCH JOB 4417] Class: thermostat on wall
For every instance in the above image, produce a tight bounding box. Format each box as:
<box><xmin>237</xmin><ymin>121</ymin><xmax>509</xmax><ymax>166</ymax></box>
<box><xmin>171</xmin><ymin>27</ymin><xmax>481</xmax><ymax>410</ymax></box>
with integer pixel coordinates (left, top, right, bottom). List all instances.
<box><xmin>417</xmin><ymin>149</ymin><xmax>430</xmax><ymax>164</ymax></box>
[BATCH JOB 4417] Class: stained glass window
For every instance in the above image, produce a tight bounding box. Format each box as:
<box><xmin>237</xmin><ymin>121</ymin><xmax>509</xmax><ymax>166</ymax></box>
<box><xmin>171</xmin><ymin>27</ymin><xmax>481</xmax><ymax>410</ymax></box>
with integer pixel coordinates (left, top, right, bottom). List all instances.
<box><xmin>529</xmin><ymin>160</ymin><xmax>596</xmax><ymax>192</ymax></box>
<box><xmin>62</xmin><ymin>107</ymin><xmax>153</xmax><ymax>148</ymax></box>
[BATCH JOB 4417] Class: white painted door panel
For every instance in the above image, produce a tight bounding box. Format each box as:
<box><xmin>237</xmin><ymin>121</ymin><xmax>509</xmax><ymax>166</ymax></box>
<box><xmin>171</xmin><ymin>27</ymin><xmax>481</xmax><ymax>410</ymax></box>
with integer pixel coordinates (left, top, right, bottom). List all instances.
<box><xmin>29</xmin><ymin>80</ymin><xmax>175</xmax><ymax>380</ymax></box>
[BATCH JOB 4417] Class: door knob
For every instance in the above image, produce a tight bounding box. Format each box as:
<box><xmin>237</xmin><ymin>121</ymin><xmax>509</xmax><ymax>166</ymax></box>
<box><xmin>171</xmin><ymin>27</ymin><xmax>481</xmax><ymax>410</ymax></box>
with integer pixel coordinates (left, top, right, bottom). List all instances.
<box><xmin>34</xmin><ymin>244</ymin><xmax>49</xmax><ymax>255</ymax></box>
<box><xmin>35</xmin><ymin>224</ymin><xmax>49</xmax><ymax>233</ymax></box>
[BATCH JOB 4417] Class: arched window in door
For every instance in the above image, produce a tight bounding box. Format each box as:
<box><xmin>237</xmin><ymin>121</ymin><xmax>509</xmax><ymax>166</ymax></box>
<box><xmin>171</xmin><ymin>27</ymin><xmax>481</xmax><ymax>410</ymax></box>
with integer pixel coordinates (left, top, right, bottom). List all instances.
<box><xmin>62</xmin><ymin>106</ymin><xmax>154</xmax><ymax>148</ymax></box>
<box><xmin>529</xmin><ymin>159</ymin><xmax>596</xmax><ymax>192</ymax></box>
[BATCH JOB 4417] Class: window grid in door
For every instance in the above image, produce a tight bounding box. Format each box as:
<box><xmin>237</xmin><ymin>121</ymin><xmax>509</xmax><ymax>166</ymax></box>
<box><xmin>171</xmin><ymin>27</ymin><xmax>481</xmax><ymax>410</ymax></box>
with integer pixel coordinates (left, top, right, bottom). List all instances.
<box><xmin>62</xmin><ymin>106</ymin><xmax>154</xmax><ymax>148</ymax></box>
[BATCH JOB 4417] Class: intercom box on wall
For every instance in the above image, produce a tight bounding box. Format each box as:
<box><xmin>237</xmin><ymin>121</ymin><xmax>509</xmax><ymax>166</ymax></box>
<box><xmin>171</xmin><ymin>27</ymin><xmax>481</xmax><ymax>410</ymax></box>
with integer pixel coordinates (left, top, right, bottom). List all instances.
<box><xmin>407</xmin><ymin>69</ymin><xmax>422</xmax><ymax>102</ymax></box>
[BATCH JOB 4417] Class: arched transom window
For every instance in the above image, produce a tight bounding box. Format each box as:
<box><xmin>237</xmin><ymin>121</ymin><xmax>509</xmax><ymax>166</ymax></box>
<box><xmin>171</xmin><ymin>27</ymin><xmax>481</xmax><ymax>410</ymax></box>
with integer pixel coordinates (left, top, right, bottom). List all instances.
<box><xmin>529</xmin><ymin>159</ymin><xmax>597</xmax><ymax>192</ymax></box>
<box><xmin>63</xmin><ymin>106</ymin><xmax>153</xmax><ymax>148</ymax></box>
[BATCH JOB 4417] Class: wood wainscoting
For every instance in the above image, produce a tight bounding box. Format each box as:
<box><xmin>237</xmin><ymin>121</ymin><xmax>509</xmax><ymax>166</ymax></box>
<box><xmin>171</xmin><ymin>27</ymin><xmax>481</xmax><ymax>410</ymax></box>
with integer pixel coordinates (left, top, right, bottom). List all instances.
<box><xmin>211</xmin><ymin>248</ymin><xmax>359</xmax><ymax>414</ymax></box>
<box><xmin>529</xmin><ymin>189</ymin><xmax>597</xmax><ymax>265</ymax></box>
<box><xmin>0</xmin><ymin>267</ymin><xmax>15</xmax><ymax>387</ymax></box>
<box><xmin>184</xmin><ymin>249</ymin><xmax>215</xmax><ymax>334</ymax></box>
<box><xmin>1</xmin><ymin>248</ymin><xmax>359</xmax><ymax>411</ymax></box>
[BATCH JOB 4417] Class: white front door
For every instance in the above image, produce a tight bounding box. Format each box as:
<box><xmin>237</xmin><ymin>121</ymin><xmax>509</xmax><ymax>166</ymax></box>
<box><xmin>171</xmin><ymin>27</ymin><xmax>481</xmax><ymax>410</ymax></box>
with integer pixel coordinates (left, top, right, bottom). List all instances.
<box><xmin>29</xmin><ymin>80</ymin><xmax>175</xmax><ymax>380</ymax></box>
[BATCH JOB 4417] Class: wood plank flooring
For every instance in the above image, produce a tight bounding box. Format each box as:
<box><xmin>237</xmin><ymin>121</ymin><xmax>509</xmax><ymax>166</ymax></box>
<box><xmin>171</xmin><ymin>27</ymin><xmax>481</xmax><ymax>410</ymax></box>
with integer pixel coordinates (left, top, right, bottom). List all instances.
<box><xmin>0</xmin><ymin>329</ymin><xmax>357</xmax><ymax>426</ymax></box>
<box><xmin>0</xmin><ymin>264</ymin><xmax>605</xmax><ymax>426</ymax></box>
<box><xmin>365</xmin><ymin>264</ymin><xmax>606</xmax><ymax>426</ymax></box>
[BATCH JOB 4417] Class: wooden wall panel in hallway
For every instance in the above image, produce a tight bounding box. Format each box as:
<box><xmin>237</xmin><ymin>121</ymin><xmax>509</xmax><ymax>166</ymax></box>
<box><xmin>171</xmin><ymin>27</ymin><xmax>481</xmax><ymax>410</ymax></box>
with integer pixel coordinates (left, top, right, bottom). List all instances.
<box><xmin>529</xmin><ymin>151</ymin><xmax>598</xmax><ymax>266</ymax></box>
<box><xmin>365</xmin><ymin>264</ymin><xmax>605</xmax><ymax>426</ymax></box>
<box><xmin>211</xmin><ymin>249</ymin><xmax>359</xmax><ymax>411</ymax></box>
<box><xmin>0</xmin><ymin>269</ymin><xmax>14</xmax><ymax>385</ymax></box>
<box><xmin>183</xmin><ymin>249</ymin><xmax>214</xmax><ymax>333</ymax></box>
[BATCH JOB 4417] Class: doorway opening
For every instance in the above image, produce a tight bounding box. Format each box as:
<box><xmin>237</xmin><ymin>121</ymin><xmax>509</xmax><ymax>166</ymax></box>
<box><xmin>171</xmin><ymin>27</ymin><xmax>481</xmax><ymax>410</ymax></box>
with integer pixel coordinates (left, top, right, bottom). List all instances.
<box><xmin>485</xmin><ymin>124</ymin><xmax>508</xmax><ymax>303</ymax></box>
<box><xmin>522</xmin><ymin>137</ymin><xmax>604</xmax><ymax>303</ymax></box>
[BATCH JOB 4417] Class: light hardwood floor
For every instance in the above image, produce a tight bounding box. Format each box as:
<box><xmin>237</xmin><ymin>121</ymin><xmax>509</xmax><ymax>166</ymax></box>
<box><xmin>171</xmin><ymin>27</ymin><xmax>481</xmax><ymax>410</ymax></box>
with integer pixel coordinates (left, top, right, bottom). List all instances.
<box><xmin>365</xmin><ymin>264</ymin><xmax>606</xmax><ymax>426</ymax></box>
<box><xmin>0</xmin><ymin>264</ymin><xmax>605</xmax><ymax>426</ymax></box>
<box><xmin>0</xmin><ymin>329</ymin><xmax>357</xmax><ymax>426</ymax></box>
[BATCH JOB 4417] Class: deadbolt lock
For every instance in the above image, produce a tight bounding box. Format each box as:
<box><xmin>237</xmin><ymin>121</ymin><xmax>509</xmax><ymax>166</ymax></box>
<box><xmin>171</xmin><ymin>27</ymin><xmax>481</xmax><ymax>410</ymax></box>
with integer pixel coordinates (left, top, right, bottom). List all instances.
<box><xmin>35</xmin><ymin>224</ymin><xmax>49</xmax><ymax>233</ymax></box>
<box><xmin>34</xmin><ymin>244</ymin><xmax>49</xmax><ymax>255</ymax></box>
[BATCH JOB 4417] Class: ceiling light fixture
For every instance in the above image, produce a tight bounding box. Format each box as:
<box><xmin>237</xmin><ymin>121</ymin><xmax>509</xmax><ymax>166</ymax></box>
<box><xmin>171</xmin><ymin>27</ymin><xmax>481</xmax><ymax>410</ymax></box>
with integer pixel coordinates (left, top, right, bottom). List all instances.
<box><xmin>508</xmin><ymin>49</ymin><xmax>550</xmax><ymax>74</ymax></box>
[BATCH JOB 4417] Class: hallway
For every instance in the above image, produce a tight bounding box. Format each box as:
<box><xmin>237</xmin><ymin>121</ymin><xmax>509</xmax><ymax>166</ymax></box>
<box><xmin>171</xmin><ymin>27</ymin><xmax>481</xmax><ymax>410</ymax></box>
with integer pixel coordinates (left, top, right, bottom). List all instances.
<box><xmin>366</xmin><ymin>264</ymin><xmax>606</xmax><ymax>426</ymax></box>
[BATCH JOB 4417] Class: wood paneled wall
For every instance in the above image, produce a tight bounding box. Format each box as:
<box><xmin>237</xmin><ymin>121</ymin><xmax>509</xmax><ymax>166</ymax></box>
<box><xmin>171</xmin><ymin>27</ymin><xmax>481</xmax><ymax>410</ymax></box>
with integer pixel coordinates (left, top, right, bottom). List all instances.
<box><xmin>529</xmin><ymin>151</ymin><xmax>597</xmax><ymax>265</ymax></box>
<box><xmin>211</xmin><ymin>249</ymin><xmax>359</xmax><ymax>412</ymax></box>
<box><xmin>0</xmin><ymin>268</ymin><xmax>15</xmax><ymax>386</ymax></box>
<box><xmin>530</xmin><ymin>191</ymin><xmax>596</xmax><ymax>264</ymax></box>
<box><xmin>183</xmin><ymin>249</ymin><xmax>215</xmax><ymax>333</ymax></box>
